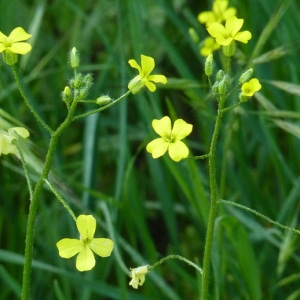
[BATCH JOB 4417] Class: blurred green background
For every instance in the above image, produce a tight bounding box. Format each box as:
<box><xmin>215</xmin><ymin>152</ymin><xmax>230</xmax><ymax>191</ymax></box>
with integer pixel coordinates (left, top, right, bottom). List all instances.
<box><xmin>1</xmin><ymin>0</ymin><xmax>300</xmax><ymax>299</ymax></box>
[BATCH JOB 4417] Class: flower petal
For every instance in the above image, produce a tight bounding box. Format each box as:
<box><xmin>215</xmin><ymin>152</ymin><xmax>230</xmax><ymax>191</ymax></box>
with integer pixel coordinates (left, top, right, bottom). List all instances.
<box><xmin>168</xmin><ymin>141</ymin><xmax>189</xmax><ymax>162</ymax></box>
<box><xmin>76</xmin><ymin>247</ymin><xmax>95</xmax><ymax>271</ymax></box>
<box><xmin>8</xmin><ymin>127</ymin><xmax>29</xmax><ymax>139</ymax></box>
<box><xmin>90</xmin><ymin>238</ymin><xmax>114</xmax><ymax>257</ymax></box>
<box><xmin>9</xmin><ymin>42</ymin><xmax>32</xmax><ymax>54</ymax></box>
<box><xmin>250</xmin><ymin>78</ymin><xmax>261</xmax><ymax>92</ymax></box>
<box><xmin>226</xmin><ymin>16</ymin><xmax>243</xmax><ymax>37</ymax></box>
<box><xmin>141</xmin><ymin>55</ymin><xmax>155</xmax><ymax>75</ymax></box>
<box><xmin>0</xmin><ymin>133</ymin><xmax>17</xmax><ymax>156</ymax></box>
<box><xmin>76</xmin><ymin>215</ymin><xmax>96</xmax><ymax>239</ymax></box>
<box><xmin>234</xmin><ymin>31</ymin><xmax>252</xmax><ymax>43</ymax></box>
<box><xmin>56</xmin><ymin>238</ymin><xmax>83</xmax><ymax>258</ymax></box>
<box><xmin>148</xmin><ymin>74</ymin><xmax>167</xmax><ymax>84</ymax></box>
<box><xmin>8</xmin><ymin>27</ymin><xmax>32</xmax><ymax>42</ymax></box>
<box><xmin>152</xmin><ymin>116</ymin><xmax>171</xmax><ymax>137</ymax></box>
<box><xmin>171</xmin><ymin>119</ymin><xmax>193</xmax><ymax>140</ymax></box>
<box><xmin>128</xmin><ymin>59</ymin><xmax>142</xmax><ymax>74</ymax></box>
<box><xmin>146</xmin><ymin>138</ymin><xmax>169</xmax><ymax>158</ymax></box>
<box><xmin>144</xmin><ymin>80</ymin><xmax>156</xmax><ymax>92</ymax></box>
<box><xmin>207</xmin><ymin>22</ymin><xmax>226</xmax><ymax>39</ymax></box>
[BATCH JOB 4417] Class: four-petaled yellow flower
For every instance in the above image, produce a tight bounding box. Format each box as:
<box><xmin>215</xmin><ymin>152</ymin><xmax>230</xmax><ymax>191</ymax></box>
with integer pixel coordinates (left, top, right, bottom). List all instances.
<box><xmin>129</xmin><ymin>265</ymin><xmax>150</xmax><ymax>289</ymax></box>
<box><xmin>0</xmin><ymin>127</ymin><xmax>29</xmax><ymax>156</ymax></box>
<box><xmin>56</xmin><ymin>215</ymin><xmax>114</xmax><ymax>272</ymax></box>
<box><xmin>0</xmin><ymin>27</ymin><xmax>32</xmax><ymax>65</ymax></box>
<box><xmin>241</xmin><ymin>78</ymin><xmax>261</xmax><ymax>96</ymax></box>
<box><xmin>207</xmin><ymin>16</ymin><xmax>252</xmax><ymax>46</ymax></box>
<box><xmin>128</xmin><ymin>55</ymin><xmax>167</xmax><ymax>94</ymax></box>
<box><xmin>198</xmin><ymin>0</ymin><xmax>236</xmax><ymax>27</ymax></box>
<box><xmin>146</xmin><ymin>116</ymin><xmax>193</xmax><ymax>162</ymax></box>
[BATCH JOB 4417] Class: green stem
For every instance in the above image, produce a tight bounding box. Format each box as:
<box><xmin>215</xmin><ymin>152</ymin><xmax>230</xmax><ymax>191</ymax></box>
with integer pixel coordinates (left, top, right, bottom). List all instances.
<box><xmin>151</xmin><ymin>254</ymin><xmax>202</xmax><ymax>275</ymax></box>
<box><xmin>218</xmin><ymin>199</ymin><xmax>300</xmax><ymax>235</ymax></box>
<box><xmin>11</xmin><ymin>66</ymin><xmax>53</xmax><ymax>134</ymax></box>
<box><xmin>72</xmin><ymin>91</ymin><xmax>131</xmax><ymax>121</ymax></box>
<box><xmin>21</xmin><ymin>96</ymin><xmax>80</xmax><ymax>300</ymax></box>
<box><xmin>201</xmin><ymin>96</ymin><xmax>226</xmax><ymax>300</ymax></box>
<box><xmin>44</xmin><ymin>179</ymin><xmax>76</xmax><ymax>222</ymax></box>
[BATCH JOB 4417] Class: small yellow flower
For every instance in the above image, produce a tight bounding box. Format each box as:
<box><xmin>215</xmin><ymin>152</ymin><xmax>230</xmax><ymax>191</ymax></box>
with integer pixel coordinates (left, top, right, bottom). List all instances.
<box><xmin>146</xmin><ymin>116</ymin><xmax>193</xmax><ymax>162</ymax></box>
<box><xmin>198</xmin><ymin>0</ymin><xmax>236</xmax><ymax>27</ymax></box>
<box><xmin>207</xmin><ymin>16</ymin><xmax>252</xmax><ymax>46</ymax></box>
<box><xmin>129</xmin><ymin>265</ymin><xmax>150</xmax><ymax>289</ymax></box>
<box><xmin>0</xmin><ymin>127</ymin><xmax>29</xmax><ymax>156</ymax></box>
<box><xmin>200</xmin><ymin>37</ymin><xmax>221</xmax><ymax>57</ymax></box>
<box><xmin>56</xmin><ymin>215</ymin><xmax>114</xmax><ymax>272</ymax></box>
<box><xmin>128</xmin><ymin>55</ymin><xmax>167</xmax><ymax>94</ymax></box>
<box><xmin>0</xmin><ymin>27</ymin><xmax>32</xmax><ymax>65</ymax></box>
<box><xmin>241</xmin><ymin>78</ymin><xmax>261</xmax><ymax>96</ymax></box>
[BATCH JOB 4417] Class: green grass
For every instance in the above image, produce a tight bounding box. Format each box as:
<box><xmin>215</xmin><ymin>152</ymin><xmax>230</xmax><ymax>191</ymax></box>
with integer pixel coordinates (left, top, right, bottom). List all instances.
<box><xmin>1</xmin><ymin>0</ymin><xmax>300</xmax><ymax>299</ymax></box>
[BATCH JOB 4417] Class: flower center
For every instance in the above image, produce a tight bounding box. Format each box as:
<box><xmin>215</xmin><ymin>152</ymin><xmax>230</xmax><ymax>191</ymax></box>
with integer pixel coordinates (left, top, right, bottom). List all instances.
<box><xmin>82</xmin><ymin>237</ymin><xmax>91</xmax><ymax>246</ymax></box>
<box><xmin>3</xmin><ymin>38</ymin><xmax>12</xmax><ymax>48</ymax></box>
<box><xmin>164</xmin><ymin>134</ymin><xmax>175</xmax><ymax>143</ymax></box>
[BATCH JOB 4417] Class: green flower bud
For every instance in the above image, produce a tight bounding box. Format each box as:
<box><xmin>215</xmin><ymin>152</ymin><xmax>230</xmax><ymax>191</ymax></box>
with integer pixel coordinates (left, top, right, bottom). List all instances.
<box><xmin>222</xmin><ymin>41</ymin><xmax>236</xmax><ymax>57</ymax></box>
<box><xmin>239</xmin><ymin>68</ymin><xmax>254</xmax><ymax>84</ymax></box>
<box><xmin>205</xmin><ymin>53</ymin><xmax>213</xmax><ymax>76</ymax></box>
<box><xmin>216</xmin><ymin>70</ymin><xmax>226</xmax><ymax>82</ymax></box>
<box><xmin>73</xmin><ymin>74</ymin><xmax>84</xmax><ymax>89</ymax></box>
<box><xmin>83</xmin><ymin>74</ymin><xmax>93</xmax><ymax>89</ymax></box>
<box><xmin>218</xmin><ymin>75</ymin><xmax>230</xmax><ymax>95</ymax></box>
<box><xmin>96</xmin><ymin>95</ymin><xmax>112</xmax><ymax>106</ymax></box>
<box><xmin>70</xmin><ymin>47</ymin><xmax>80</xmax><ymax>68</ymax></box>
<box><xmin>62</xmin><ymin>86</ymin><xmax>72</xmax><ymax>103</ymax></box>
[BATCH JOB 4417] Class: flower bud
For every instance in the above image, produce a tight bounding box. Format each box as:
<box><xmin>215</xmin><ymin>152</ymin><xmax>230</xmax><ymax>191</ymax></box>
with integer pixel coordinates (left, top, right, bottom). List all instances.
<box><xmin>218</xmin><ymin>75</ymin><xmax>230</xmax><ymax>95</ymax></box>
<box><xmin>216</xmin><ymin>70</ymin><xmax>226</xmax><ymax>82</ymax></box>
<box><xmin>205</xmin><ymin>53</ymin><xmax>213</xmax><ymax>76</ymax></box>
<box><xmin>70</xmin><ymin>47</ymin><xmax>80</xmax><ymax>68</ymax></box>
<box><xmin>96</xmin><ymin>95</ymin><xmax>112</xmax><ymax>106</ymax></box>
<box><xmin>239</xmin><ymin>68</ymin><xmax>253</xmax><ymax>84</ymax></box>
<box><xmin>62</xmin><ymin>86</ymin><xmax>72</xmax><ymax>104</ymax></box>
<box><xmin>83</xmin><ymin>74</ymin><xmax>93</xmax><ymax>89</ymax></box>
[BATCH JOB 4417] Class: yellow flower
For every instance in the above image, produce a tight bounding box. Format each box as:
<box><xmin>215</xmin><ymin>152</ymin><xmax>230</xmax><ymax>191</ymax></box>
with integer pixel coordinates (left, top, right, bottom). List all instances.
<box><xmin>198</xmin><ymin>0</ymin><xmax>236</xmax><ymax>27</ymax></box>
<box><xmin>241</xmin><ymin>78</ymin><xmax>261</xmax><ymax>96</ymax></box>
<box><xmin>0</xmin><ymin>127</ymin><xmax>29</xmax><ymax>156</ymax></box>
<box><xmin>128</xmin><ymin>55</ymin><xmax>167</xmax><ymax>94</ymax></box>
<box><xmin>207</xmin><ymin>16</ymin><xmax>252</xmax><ymax>46</ymax></box>
<box><xmin>0</xmin><ymin>27</ymin><xmax>32</xmax><ymax>65</ymax></box>
<box><xmin>56</xmin><ymin>215</ymin><xmax>114</xmax><ymax>272</ymax></box>
<box><xmin>200</xmin><ymin>37</ymin><xmax>221</xmax><ymax>57</ymax></box>
<box><xmin>129</xmin><ymin>265</ymin><xmax>150</xmax><ymax>289</ymax></box>
<box><xmin>146</xmin><ymin>116</ymin><xmax>193</xmax><ymax>162</ymax></box>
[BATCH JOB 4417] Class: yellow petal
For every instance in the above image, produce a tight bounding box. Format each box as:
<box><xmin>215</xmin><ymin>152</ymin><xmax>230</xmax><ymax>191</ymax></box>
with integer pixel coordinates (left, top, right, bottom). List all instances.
<box><xmin>146</xmin><ymin>138</ymin><xmax>168</xmax><ymax>158</ymax></box>
<box><xmin>141</xmin><ymin>55</ymin><xmax>155</xmax><ymax>75</ymax></box>
<box><xmin>76</xmin><ymin>247</ymin><xmax>95</xmax><ymax>271</ymax></box>
<box><xmin>144</xmin><ymin>80</ymin><xmax>156</xmax><ymax>92</ymax></box>
<box><xmin>128</xmin><ymin>59</ymin><xmax>142</xmax><ymax>74</ymax></box>
<box><xmin>9</xmin><ymin>42</ymin><xmax>32</xmax><ymax>54</ymax></box>
<box><xmin>0</xmin><ymin>133</ymin><xmax>17</xmax><ymax>156</ymax></box>
<box><xmin>90</xmin><ymin>238</ymin><xmax>114</xmax><ymax>257</ymax></box>
<box><xmin>8</xmin><ymin>27</ymin><xmax>32</xmax><ymax>42</ymax></box>
<box><xmin>226</xmin><ymin>16</ymin><xmax>243</xmax><ymax>37</ymax></box>
<box><xmin>148</xmin><ymin>74</ymin><xmax>167</xmax><ymax>84</ymax></box>
<box><xmin>207</xmin><ymin>22</ymin><xmax>226</xmax><ymax>40</ymax></box>
<box><xmin>171</xmin><ymin>119</ymin><xmax>193</xmax><ymax>140</ymax></box>
<box><xmin>76</xmin><ymin>215</ymin><xmax>96</xmax><ymax>239</ymax></box>
<box><xmin>234</xmin><ymin>31</ymin><xmax>252</xmax><ymax>43</ymax></box>
<box><xmin>56</xmin><ymin>238</ymin><xmax>83</xmax><ymax>258</ymax></box>
<box><xmin>168</xmin><ymin>141</ymin><xmax>189</xmax><ymax>162</ymax></box>
<box><xmin>152</xmin><ymin>116</ymin><xmax>171</xmax><ymax>137</ymax></box>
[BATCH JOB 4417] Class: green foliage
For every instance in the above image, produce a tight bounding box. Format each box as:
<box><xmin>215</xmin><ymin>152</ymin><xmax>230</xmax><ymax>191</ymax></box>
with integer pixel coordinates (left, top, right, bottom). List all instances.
<box><xmin>1</xmin><ymin>0</ymin><xmax>300</xmax><ymax>299</ymax></box>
